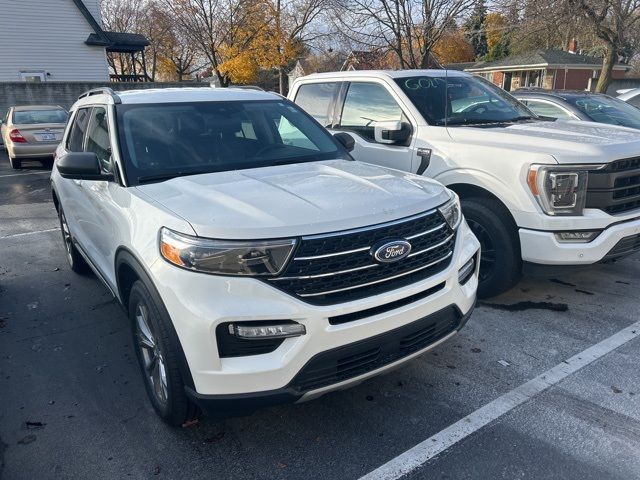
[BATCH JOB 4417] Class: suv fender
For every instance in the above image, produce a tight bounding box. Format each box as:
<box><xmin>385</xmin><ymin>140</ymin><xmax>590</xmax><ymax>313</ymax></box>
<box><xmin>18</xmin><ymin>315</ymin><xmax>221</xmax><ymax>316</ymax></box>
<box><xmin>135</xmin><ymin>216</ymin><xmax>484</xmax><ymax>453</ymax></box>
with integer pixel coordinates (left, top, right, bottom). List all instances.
<box><xmin>115</xmin><ymin>247</ymin><xmax>195</xmax><ymax>390</ymax></box>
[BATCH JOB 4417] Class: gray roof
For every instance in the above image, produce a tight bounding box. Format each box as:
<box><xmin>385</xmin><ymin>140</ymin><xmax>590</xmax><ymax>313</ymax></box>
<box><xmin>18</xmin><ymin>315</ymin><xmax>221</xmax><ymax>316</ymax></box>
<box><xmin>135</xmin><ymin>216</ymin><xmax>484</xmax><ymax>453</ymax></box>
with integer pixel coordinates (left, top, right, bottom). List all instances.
<box><xmin>443</xmin><ymin>62</ymin><xmax>479</xmax><ymax>71</ymax></box>
<box><xmin>466</xmin><ymin>49</ymin><xmax>614</xmax><ymax>71</ymax></box>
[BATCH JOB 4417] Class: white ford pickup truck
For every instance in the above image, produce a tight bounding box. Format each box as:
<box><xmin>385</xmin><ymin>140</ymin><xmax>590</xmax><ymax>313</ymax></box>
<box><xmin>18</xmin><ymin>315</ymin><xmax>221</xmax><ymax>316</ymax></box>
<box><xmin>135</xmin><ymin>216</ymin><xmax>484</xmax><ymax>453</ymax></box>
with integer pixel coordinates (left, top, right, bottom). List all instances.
<box><xmin>289</xmin><ymin>70</ymin><xmax>640</xmax><ymax>297</ymax></box>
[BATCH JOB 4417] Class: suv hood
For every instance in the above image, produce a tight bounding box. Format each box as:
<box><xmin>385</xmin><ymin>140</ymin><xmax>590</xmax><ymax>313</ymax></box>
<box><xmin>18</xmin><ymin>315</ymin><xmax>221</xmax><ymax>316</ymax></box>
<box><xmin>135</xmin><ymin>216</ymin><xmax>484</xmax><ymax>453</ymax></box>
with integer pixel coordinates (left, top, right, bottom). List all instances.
<box><xmin>135</xmin><ymin>159</ymin><xmax>451</xmax><ymax>239</ymax></box>
<box><xmin>447</xmin><ymin>120</ymin><xmax>640</xmax><ymax>164</ymax></box>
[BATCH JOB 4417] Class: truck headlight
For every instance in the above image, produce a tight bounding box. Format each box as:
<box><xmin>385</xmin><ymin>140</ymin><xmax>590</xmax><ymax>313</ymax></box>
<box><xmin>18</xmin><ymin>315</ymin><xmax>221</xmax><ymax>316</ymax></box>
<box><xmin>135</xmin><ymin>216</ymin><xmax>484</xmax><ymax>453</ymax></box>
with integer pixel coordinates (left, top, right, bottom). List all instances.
<box><xmin>159</xmin><ymin>227</ymin><xmax>296</xmax><ymax>276</ymax></box>
<box><xmin>438</xmin><ymin>192</ymin><xmax>462</xmax><ymax>229</ymax></box>
<box><xmin>527</xmin><ymin>165</ymin><xmax>603</xmax><ymax>216</ymax></box>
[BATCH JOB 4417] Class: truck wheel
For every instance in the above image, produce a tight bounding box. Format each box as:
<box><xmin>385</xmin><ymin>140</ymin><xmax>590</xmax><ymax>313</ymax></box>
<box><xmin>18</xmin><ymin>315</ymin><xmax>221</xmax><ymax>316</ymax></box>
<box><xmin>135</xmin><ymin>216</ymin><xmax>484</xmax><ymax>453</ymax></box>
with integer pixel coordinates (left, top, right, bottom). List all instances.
<box><xmin>9</xmin><ymin>156</ymin><xmax>21</xmax><ymax>169</ymax></box>
<box><xmin>129</xmin><ymin>280</ymin><xmax>200</xmax><ymax>426</ymax></box>
<box><xmin>461</xmin><ymin>198</ymin><xmax>521</xmax><ymax>298</ymax></box>
<box><xmin>58</xmin><ymin>207</ymin><xmax>89</xmax><ymax>274</ymax></box>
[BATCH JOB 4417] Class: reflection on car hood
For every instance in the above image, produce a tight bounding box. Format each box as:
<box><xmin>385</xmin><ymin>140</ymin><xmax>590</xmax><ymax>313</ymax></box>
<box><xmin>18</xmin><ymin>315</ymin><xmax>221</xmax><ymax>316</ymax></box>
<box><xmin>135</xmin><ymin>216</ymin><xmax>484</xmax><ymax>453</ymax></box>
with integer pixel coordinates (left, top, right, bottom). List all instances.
<box><xmin>135</xmin><ymin>159</ymin><xmax>451</xmax><ymax>239</ymax></box>
<box><xmin>447</xmin><ymin>120</ymin><xmax>640</xmax><ymax>164</ymax></box>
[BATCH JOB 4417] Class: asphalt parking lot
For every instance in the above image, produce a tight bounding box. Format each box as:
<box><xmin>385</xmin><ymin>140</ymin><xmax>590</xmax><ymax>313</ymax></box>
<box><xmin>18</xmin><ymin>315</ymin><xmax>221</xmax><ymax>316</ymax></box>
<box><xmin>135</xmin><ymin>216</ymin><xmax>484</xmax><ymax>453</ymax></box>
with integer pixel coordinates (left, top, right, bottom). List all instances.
<box><xmin>1</xmin><ymin>152</ymin><xmax>639</xmax><ymax>480</ymax></box>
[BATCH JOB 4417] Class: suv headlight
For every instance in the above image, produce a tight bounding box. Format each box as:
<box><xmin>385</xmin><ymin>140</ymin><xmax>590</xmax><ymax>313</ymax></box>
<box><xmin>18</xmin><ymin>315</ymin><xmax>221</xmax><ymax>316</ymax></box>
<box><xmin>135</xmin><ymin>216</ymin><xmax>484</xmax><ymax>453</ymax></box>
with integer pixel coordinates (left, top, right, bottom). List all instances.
<box><xmin>527</xmin><ymin>165</ymin><xmax>603</xmax><ymax>216</ymax></box>
<box><xmin>438</xmin><ymin>192</ymin><xmax>462</xmax><ymax>229</ymax></box>
<box><xmin>159</xmin><ymin>227</ymin><xmax>296</xmax><ymax>276</ymax></box>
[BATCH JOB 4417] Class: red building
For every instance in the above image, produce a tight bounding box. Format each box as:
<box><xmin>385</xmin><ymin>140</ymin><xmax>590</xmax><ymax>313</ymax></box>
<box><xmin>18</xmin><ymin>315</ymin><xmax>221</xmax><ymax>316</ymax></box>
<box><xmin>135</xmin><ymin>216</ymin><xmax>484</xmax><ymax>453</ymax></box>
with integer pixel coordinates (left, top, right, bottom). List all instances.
<box><xmin>461</xmin><ymin>49</ymin><xmax>628</xmax><ymax>92</ymax></box>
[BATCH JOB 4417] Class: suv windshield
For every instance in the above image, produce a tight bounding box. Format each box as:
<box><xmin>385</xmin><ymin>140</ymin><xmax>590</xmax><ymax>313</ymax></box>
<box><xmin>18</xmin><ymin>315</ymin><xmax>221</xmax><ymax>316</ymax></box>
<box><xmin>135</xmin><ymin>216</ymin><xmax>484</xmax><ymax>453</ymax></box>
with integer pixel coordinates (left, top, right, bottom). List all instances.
<box><xmin>564</xmin><ymin>95</ymin><xmax>640</xmax><ymax>129</ymax></box>
<box><xmin>13</xmin><ymin>109</ymin><xmax>68</xmax><ymax>124</ymax></box>
<box><xmin>395</xmin><ymin>75</ymin><xmax>534</xmax><ymax>126</ymax></box>
<box><xmin>116</xmin><ymin>99</ymin><xmax>347</xmax><ymax>184</ymax></box>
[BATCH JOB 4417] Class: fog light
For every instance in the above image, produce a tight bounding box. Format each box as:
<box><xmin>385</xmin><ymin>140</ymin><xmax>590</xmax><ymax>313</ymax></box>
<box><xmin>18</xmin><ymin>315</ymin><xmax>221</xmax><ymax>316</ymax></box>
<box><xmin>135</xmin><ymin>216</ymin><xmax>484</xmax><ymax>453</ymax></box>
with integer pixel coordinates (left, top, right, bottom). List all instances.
<box><xmin>229</xmin><ymin>323</ymin><xmax>306</xmax><ymax>340</ymax></box>
<box><xmin>458</xmin><ymin>256</ymin><xmax>476</xmax><ymax>285</ymax></box>
<box><xmin>555</xmin><ymin>231</ymin><xmax>601</xmax><ymax>243</ymax></box>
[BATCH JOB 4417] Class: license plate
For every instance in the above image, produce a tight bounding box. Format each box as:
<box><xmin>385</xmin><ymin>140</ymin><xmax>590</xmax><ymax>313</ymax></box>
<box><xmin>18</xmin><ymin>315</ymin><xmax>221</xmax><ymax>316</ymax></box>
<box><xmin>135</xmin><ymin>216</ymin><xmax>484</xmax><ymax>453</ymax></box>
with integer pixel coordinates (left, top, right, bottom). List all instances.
<box><xmin>40</xmin><ymin>133</ymin><xmax>56</xmax><ymax>141</ymax></box>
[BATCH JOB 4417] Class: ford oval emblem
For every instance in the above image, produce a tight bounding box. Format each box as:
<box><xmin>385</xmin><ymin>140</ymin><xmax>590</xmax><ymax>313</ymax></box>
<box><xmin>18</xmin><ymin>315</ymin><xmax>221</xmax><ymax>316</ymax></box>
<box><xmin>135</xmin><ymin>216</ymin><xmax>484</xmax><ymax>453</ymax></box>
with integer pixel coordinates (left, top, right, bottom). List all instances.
<box><xmin>372</xmin><ymin>239</ymin><xmax>412</xmax><ymax>263</ymax></box>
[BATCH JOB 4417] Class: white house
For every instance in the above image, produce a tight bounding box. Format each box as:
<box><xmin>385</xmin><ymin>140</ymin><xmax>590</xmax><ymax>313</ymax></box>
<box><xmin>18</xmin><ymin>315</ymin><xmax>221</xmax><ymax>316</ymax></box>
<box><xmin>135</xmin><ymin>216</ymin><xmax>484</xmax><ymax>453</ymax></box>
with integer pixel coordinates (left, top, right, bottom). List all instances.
<box><xmin>0</xmin><ymin>0</ymin><xmax>148</xmax><ymax>82</ymax></box>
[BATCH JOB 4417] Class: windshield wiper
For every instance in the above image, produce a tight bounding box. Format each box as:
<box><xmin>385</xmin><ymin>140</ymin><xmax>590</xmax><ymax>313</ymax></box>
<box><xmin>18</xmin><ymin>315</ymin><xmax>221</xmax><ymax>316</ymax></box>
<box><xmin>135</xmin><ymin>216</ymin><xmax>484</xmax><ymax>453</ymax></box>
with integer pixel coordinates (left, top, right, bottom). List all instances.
<box><xmin>506</xmin><ymin>115</ymin><xmax>535</xmax><ymax>122</ymax></box>
<box><xmin>137</xmin><ymin>170</ymin><xmax>217</xmax><ymax>184</ymax></box>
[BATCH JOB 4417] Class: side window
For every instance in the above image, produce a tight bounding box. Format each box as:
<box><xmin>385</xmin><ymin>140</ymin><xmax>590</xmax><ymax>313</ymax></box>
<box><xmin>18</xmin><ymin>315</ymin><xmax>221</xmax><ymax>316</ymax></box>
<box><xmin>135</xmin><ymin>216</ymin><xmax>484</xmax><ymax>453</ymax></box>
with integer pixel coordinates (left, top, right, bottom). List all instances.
<box><xmin>525</xmin><ymin>100</ymin><xmax>574</xmax><ymax>120</ymax></box>
<box><xmin>274</xmin><ymin>116</ymin><xmax>318</xmax><ymax>150</ymax></box>
<box><xmin>627</xmin><ymin>95</ymin><xmax>640</xmax><ymax>109</ymax></box>
<box><xmin>66</xmin><ymin>108</ymin><xmax>91</xmax><ymax>152</ymax></box>
<box><xmin>339</xmin><ymin>83</ymin><xmax>404</xmax><ymax>141</ymax></box>
<box><xmin>294</xmin><ymin>82</ymin><xmax>339</xmax><ymax>127</ymax></box>
<box><xmin>85</xmin><ymin>107</ymin><xmax>112</xmax><ymax>171</ymax></box>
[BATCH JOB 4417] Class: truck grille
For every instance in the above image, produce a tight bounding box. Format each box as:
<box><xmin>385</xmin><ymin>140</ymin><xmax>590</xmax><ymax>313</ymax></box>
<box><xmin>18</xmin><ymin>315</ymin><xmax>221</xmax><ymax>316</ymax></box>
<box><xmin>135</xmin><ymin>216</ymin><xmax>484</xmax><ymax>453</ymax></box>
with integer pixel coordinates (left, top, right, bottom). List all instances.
<box><xmin>266</xmin><ymin>209</ymin><xmax>455</xmax><ymax>305</ymax></box>
<box><xmin>587</xmin><ymin>158</ymin><xmax>640</xmax><ymax>214</ymax></box>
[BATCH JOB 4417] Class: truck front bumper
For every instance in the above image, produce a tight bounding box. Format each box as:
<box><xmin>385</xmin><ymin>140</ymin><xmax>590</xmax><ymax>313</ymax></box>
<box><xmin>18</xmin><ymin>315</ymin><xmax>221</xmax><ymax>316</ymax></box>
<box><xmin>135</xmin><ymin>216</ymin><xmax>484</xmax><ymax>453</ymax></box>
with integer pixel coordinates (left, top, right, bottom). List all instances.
<box><xmin>519</xmin><ymin>216</ymin><xmax>640</xmax><ymax>265</ymax></box>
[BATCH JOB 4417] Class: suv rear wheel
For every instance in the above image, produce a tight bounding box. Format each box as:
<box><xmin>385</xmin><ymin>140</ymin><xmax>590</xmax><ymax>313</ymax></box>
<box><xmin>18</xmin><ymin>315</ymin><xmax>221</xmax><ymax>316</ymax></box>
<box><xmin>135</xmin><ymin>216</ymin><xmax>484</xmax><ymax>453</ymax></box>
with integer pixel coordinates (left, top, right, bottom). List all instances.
<box><xmin>461</xmin><ymin>197</ymin><xmax>521</xmax><ymax>298</ymax></box>
<box><xmin>58</xmin><ymin>207</ymin><xmax>89</xmax><ymax>274</ymax></box>
<box><xmin>129</xmin><ymin>280</ymin><xmax>200</xmax><ymax>426</ymax></box>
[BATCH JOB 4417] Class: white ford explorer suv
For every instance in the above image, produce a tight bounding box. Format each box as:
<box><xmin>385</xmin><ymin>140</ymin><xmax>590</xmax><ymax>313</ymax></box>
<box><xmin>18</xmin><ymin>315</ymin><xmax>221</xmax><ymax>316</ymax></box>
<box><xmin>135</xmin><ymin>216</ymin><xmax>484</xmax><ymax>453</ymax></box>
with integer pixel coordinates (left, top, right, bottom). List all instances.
<box><xmin>289</xmin><ymin>70</ymin><xmax>640</xmax><ymax>297</ymax></box>
<box><xmin>50</xmin><ymin>87</ymin><xmax>479</xmax><ymax>425</ymax></box>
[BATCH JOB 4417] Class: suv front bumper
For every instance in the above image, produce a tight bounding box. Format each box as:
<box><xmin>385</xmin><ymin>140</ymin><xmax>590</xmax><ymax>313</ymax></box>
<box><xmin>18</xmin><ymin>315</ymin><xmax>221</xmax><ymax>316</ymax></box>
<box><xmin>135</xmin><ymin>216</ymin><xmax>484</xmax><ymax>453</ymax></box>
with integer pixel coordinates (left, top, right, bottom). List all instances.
<box><xmin>149</xmin><ymin>221</ymin><xmax>479</xmax><ymax>406</ymax></box>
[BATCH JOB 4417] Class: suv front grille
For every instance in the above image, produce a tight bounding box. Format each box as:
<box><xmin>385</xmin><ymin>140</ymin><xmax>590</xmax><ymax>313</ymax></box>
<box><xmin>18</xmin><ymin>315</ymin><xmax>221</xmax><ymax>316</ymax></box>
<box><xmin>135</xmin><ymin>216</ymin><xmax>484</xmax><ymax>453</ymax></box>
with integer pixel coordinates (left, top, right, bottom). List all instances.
<box><xmin>587</xmin><ymin>158</ymin><xmax>640</xmax><ymax>214</ymax></box>
<box><xmin>266</xmin><ymin>209</ymin><xmax>455</xmax><ymax>305</ymax></box>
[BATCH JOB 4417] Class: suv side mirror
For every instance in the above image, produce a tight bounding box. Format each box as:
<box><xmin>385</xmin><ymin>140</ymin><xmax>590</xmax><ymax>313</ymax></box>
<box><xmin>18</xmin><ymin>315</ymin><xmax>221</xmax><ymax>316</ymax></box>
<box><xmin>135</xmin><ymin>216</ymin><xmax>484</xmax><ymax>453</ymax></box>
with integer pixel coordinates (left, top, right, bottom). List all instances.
<box><xmin>333</xmin><ymin>132</ymin><xmax>355</xmax><ymax>152</ymax></box>
<box><xmin>57</xmin><ymin>152</ymin><xmax>113</xmax><ymax>181</ymax></box>
<box><xmin>374</xmin><ymin>121</ymin><xmax>410</xmax><ymax>145</ymax></box>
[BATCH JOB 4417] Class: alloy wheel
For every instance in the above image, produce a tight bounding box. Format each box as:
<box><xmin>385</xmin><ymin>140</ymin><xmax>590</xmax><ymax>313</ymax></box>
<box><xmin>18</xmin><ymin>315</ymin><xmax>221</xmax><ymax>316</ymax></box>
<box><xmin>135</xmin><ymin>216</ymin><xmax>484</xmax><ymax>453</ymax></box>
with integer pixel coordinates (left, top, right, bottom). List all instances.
<box><xmin>135</xmin><ymin>303</ymin><xmax>168</xmax><ymax>406</ymax></box>
<box><xmin>466</xmin><ymin>218</ymin><xmax>496</xmax><ymax>282</ymax></box>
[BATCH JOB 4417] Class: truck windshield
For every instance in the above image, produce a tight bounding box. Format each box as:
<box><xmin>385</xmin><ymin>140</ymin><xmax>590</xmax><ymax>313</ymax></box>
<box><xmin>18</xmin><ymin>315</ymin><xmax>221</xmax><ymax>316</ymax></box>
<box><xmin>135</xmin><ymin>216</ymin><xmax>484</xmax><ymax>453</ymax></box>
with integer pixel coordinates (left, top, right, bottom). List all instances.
<box><xmin>395</xmin><ymin>75</ymin><xmax>534</xmax><ymax>126</ymax></box>
<box><xmin>564</xmin><ymin>95</ymin><xmax>640</xmax><ymax>130</ymax></box>
<box><xmin>116</xmin><ymin>100</ymin><xmax>347</xmax><ymax>185</ymax></box>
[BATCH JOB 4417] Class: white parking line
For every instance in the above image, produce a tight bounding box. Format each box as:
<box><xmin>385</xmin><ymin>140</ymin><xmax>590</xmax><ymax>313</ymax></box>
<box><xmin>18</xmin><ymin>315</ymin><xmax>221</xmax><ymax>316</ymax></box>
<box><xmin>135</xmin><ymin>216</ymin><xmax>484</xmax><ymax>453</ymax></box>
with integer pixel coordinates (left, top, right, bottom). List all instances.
<box><xmin>0</xmin><ymin>227</ymin><xmax>59</xmax><ymax>239</ymax></box>
<box><xmin>359</xmin><ymin>320</ymin><xmax>640</xmax><ymax>480</ymax></box>
<box><xmin>0</xmin><ymin>171</ymin><xmax>50</xmax><ymax>178</ymax></box>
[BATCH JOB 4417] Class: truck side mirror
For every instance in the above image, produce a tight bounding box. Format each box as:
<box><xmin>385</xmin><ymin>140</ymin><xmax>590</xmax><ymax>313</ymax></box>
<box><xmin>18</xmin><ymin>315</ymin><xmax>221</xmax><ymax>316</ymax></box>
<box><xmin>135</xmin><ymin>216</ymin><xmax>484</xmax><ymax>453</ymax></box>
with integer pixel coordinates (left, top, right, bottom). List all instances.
<box><xmin>374</xmin><ymin>121</ymin><xmax>410</xmax><ymax>145</ymax></box>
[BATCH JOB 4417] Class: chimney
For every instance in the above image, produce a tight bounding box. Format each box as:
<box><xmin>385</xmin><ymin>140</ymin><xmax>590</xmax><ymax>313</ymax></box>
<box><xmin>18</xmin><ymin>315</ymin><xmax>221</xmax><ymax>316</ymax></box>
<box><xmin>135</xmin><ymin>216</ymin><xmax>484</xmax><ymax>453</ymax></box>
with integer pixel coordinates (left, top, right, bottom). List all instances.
<box><xmin>567</xmin><ymin>38</ymin><xmax>578</xmax><ymax>54</ymax></box>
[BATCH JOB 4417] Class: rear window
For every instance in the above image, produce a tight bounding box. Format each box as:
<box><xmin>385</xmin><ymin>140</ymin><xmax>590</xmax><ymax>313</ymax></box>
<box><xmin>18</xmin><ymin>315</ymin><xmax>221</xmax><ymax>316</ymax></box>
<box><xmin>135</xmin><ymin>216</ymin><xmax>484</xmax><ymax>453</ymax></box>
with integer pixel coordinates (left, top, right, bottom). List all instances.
<box><xmin>13</xmin><ymin>109</ymin><xmax>67</xmax><ymax>124</ymax></box>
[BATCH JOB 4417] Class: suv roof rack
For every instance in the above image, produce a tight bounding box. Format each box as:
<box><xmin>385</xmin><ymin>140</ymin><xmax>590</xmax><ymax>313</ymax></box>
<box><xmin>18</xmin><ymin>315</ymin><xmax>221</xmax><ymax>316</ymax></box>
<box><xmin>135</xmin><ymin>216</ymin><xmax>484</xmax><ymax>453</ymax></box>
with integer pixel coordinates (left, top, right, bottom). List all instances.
<box><xmin>78</xmin><ymin>87</ymin><xmax>122</xmax><ymax>104</ymax></box>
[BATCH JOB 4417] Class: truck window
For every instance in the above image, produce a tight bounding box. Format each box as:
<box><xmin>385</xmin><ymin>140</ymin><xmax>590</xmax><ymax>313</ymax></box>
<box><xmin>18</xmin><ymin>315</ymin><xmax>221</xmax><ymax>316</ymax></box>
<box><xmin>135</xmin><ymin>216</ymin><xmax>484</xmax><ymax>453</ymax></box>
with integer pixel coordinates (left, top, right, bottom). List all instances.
<box><xmin>339</xmin><ymin>83</ymin><xmax>404</xmax><ymax>141</ymax></box>
<box><xmin>294</xmin><ymin>82</ymin><xmax>339</xmax><ymax>127</ymax></box>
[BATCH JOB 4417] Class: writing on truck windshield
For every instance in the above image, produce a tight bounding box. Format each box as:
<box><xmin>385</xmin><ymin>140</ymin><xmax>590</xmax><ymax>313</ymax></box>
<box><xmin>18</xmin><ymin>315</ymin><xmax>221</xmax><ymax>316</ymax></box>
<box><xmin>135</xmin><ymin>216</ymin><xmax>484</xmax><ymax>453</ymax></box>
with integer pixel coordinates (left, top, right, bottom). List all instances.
<box><xmin>395</xmin><ymin>75</ymin><xmax>534</xmax><ymax>126</ymax></box>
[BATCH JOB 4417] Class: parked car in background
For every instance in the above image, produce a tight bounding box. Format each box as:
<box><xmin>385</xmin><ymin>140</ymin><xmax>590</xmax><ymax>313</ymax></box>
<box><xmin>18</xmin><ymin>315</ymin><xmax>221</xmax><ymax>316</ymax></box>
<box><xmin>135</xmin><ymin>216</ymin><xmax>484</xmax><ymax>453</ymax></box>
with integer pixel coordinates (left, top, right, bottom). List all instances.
<box><xmin>289</xmin><ymin>70</ymin><xmax>640</xmax><ymax>298</ymax></box>
<box><xmin>51</xmin><ymin>87</ymin><xmax>479</xmax><ymax>425</ymax></box>
<box><xmin>617</xmin><ymin>87</ymin><xmax>640</xmax><ymax>108</ymax></box>
<box><xmin>1</xmin><ymin>105</ymin><xmax>68</xmax><ymax>169</ymax></box>
<box><xmin>513</xmin><ymin>89</ymin><xmax>640</xmax><ymax>129</ymax></box>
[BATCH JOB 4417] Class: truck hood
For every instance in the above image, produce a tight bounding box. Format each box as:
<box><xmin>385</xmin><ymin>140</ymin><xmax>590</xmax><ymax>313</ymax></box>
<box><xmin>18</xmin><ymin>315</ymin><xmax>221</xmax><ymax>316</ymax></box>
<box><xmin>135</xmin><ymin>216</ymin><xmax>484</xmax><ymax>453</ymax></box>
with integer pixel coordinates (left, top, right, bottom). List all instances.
<box><xmin>135</xmin><ymin>159</ymin><xmax>451</xmax><ymax>239</ymax></box>
<box><xmin>447</xmin><ymin>120</ymin><xmax>640</xmax><ymax>164</ymax></box>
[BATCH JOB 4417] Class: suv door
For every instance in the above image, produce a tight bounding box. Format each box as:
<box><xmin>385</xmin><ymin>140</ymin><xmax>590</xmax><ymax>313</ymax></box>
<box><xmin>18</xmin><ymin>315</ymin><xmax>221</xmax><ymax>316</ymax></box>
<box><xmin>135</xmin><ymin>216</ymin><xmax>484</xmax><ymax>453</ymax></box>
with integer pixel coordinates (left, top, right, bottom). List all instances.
<box><xmin>71</xmin><ymin>106</ymin><xmax>120</xmax><ymax>282</ymax></box>
<box><xmin>295</xmin><ymin>81</ymin><xmax>416</xmax><ymax>172</ymax></box>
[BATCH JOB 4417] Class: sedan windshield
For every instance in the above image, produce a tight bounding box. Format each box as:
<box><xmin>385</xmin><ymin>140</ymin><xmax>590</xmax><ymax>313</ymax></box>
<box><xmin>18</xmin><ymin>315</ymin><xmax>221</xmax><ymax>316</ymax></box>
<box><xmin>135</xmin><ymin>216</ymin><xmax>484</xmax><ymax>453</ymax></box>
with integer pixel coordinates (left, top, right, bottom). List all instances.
<box><xmin>563</xmin><ymin>95</ymin><xmax>640</xmax><ymax>130</ymax></box>
<box><xmin>116</xmin><ymin>100</ymin><xmax>347</xmax><ymax>184</ymax></box>
<box><xmin>395</xmin><ymin>75</ymin><xmax>534</xmax><ymax>126</ymax></box>
<box><xmin>13</xmin><ymin>109</ymin><xmax>68</xmax><ymax>124</ymax></box>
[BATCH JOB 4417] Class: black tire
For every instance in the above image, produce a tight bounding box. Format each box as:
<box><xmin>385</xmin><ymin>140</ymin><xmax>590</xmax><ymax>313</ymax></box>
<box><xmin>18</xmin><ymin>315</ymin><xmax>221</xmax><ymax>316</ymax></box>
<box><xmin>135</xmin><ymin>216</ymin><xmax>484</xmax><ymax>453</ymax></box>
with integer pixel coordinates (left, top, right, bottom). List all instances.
<box><xmin>58</xmin><ymin>207</ymin><xmax>89</xmax><ymax>274</ymax></box>
<box><xmin>461</xmin><ymin>197</ymin><xmax>521</xmax><ymax>298</ymax></box>
<box><xmin>129</xmin><ymin>280</ymin><xmax>200</xmax><ymax>426</ymax></box>
<box><xmin>9</xmin><ymin>156</ymin><xmax>21</xmax><ymax>169</ymax></box>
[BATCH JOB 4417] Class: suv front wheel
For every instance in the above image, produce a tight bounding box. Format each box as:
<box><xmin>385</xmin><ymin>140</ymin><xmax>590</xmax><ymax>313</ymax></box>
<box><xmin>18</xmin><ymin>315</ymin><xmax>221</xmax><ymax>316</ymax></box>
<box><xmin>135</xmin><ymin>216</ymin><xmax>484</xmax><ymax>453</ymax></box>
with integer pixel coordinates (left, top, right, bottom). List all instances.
<box><xmin>128</xmin><ymin>280</ymin><xmax>200</xmax><ymax>426</ymax></box>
